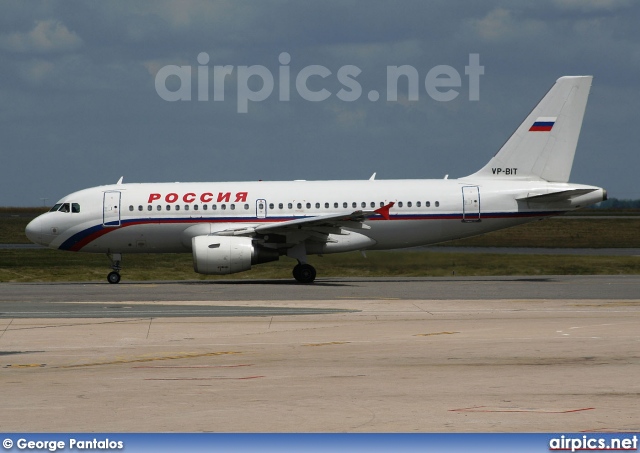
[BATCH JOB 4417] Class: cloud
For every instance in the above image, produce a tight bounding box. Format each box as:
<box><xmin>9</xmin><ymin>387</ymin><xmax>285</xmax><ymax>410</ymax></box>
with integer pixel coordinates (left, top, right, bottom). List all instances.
<box><xmin>469</xmin><ymin>7</ymin><xmax>551</xmax><ymax>43</ymax></box>
<box><xmin>16</xmin><ymin>58</ymin><xmax>55</xmax><ymax>84</ymax></box>
<box><xmin>550</xmin><ymin>0</ymin><xmax>634</xmax><ymax>12</ymax></box>
<box><xmin>0</xmin><ymin>19</ymin><xmax>82</xmax><ymax>53</ymax></box>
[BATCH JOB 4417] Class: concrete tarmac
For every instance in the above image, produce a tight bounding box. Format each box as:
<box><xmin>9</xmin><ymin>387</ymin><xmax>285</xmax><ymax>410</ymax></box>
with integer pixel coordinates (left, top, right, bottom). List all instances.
<box><xmin>1</xmin><ymin>276</ymin><xmax>639</xmax><ymax>432</ymax></box>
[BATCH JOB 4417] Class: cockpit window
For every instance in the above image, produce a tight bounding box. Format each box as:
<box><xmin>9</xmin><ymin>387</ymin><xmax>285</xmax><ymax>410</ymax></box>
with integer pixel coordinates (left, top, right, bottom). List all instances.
<box><xmin>49</xmin><ymin>202</ymin><xmax>80</xmax><ymax>213</ymax></box>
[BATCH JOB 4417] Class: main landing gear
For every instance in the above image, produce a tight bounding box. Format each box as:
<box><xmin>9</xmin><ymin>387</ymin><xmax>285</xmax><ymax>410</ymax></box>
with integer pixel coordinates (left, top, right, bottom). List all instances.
<box><xmin>107</xmin><ymin>253</ymin><xmax>122</xmax><ymax>284</ymax></box>
<box><xmin>292</xmin><ymin>263</ymin><xmax>316</xmax><ymax>284</ymax></box>
<box><xmin>287</xmin><ymin>243</ymin><xmax>317</xmax><ymax>284</ymax></box>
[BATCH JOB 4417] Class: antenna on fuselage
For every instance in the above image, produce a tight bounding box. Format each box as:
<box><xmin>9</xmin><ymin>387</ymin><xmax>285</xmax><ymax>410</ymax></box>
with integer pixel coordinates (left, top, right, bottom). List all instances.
<box><xmin>369</xmin><ymin>172</ymin><xmax>376</xmax><ymax>180</ymax></box>
<box><xmin>116</xmin><ymin>176</ymin><xmax>124</xmax><ymax>185</ymax></box>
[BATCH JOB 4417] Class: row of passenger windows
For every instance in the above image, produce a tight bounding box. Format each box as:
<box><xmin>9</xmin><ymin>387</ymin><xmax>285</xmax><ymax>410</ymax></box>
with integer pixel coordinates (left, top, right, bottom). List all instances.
<box><xmin>128</xmin><ymin>200</ymin><xmax>441</xmax><ymax>212</ymax></box>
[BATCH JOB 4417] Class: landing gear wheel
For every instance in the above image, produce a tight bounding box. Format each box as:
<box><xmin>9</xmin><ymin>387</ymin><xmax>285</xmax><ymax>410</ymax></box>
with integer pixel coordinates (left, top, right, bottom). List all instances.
<box><xmin>292</xmin><ymin>263</ymin><xmax>316</xmax><ymax>284</ymax></box>
<box><xmin>107</xmin><ymin>271</ymin><xmax>121</xmax><ymax>284</ymax></box>
<box><xmin>107</xmin><ymin>253</ymin><xmax>122</xmax><ymax>284</ymax></box>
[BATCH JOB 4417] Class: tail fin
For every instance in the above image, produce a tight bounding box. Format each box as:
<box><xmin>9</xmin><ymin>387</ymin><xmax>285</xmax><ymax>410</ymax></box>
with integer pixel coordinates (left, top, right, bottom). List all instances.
<box><xmin>467</xmin><ymin>76</ymin><xmax>592</xmax><ymax>182</ymax></box>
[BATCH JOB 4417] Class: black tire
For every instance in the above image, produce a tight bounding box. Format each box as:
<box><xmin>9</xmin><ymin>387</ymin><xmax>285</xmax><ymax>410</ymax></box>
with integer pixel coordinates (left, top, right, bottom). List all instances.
<box><xmin>293</xmin><ymin>263</ymin><xmax>316</xmax><ymax>284</ymax></box>
<box><xmin>107</xmin><ymin>271</ymin><xmax>121</xmax><ymax>284</ymax></box>
<box><xmin>292</xmin><ymin>263</ymin><xmax>301</xmax><ymax>281</ymax></box>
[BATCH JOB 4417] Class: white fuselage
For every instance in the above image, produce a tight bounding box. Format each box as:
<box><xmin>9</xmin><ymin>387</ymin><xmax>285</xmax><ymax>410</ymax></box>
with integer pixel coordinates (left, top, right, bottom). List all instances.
<box><xmin>26</xmin><ymin>178</ymin><xmax>606</xmax><ymax>254</ymax></box>
<box><xmin>23</xmin><ymin>76</ymin><xmax>606</xmax><ymax>283</ymax></box>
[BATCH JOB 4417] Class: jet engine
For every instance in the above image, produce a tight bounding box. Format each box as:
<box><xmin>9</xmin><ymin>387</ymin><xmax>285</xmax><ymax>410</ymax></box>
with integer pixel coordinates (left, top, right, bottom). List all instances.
<box><xmin>192</xmin><ymin>235</ymin><xmax>279</xmax><ymax>275</ymax></box>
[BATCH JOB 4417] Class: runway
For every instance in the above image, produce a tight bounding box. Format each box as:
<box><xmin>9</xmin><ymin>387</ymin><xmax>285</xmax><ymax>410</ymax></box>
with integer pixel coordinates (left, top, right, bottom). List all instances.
<box><xmin>1</xmin><ymin>276</ymin><xmax>639</xmax><ymax>432</ymax></box>
<box><xmin>2</xmin><ymin>276</ymin><xmax>640</xmax><ymax>314</ymax></box>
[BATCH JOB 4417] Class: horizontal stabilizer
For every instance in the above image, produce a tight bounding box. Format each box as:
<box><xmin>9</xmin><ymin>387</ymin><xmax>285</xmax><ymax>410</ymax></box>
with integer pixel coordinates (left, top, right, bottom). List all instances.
<box><xmin>517</xmin><ymin>188</ymin><xmax>597</xmax><ymax>203</ymax></box>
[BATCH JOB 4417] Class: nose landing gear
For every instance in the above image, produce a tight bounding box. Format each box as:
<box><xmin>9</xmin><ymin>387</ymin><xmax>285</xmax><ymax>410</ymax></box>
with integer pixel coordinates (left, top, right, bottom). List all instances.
<box><xmin>107</xmin><ymin>253</ymin><xmax>122</xmax><ymax>284</ymax></box>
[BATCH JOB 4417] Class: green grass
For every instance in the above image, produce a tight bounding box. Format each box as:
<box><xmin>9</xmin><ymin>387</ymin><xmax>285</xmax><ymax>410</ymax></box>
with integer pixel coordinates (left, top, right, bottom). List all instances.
<box><xmin>2</xmin><ymin>208</ymin><xmax>640</xmax><ymax>282</ymax></box>
<box><xmin>2</xmin><ymin>249</ymin><xmax>640</xmax><ymax>283</ymax></box>
<box><xmin>442</xmin><ymin>218</ymin><xmax>640</xmax><ymax>248</ymax></box>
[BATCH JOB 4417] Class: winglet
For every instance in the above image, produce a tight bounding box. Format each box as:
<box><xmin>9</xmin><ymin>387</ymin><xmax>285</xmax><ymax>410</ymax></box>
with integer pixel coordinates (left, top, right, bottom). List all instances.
<box><xmin>374</xmin><ymin>202</ymin><xmax>395</xmax><ymax>220</ymax></box>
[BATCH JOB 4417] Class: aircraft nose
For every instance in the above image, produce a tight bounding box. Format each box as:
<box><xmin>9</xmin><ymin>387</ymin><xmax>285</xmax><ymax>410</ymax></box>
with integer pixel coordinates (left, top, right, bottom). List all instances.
<box><xmin>25</xmin><ymin>216</ymin><xmax>46</xmax><ymax>246</ymax></box>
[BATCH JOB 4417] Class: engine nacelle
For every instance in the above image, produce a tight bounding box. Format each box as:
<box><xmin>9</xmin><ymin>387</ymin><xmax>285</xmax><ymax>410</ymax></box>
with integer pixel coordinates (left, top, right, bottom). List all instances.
<box><xmin>192</xmin><ymin>235</ymin><xmax>278</xmax><ymax>275</ymax></box>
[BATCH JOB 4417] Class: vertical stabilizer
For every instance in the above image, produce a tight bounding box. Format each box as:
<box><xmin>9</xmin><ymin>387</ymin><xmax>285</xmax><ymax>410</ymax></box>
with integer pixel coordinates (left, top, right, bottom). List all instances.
<box><xmin>467</xmin><ymin>76</ymin><xmax>592</xmax><ymax>182</ymax></box>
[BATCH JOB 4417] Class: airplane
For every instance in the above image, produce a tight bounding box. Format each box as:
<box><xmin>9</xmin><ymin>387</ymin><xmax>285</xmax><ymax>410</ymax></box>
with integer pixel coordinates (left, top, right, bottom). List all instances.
<box><xmin>26</xmin><ymin>76</ymin><xmax>606</xmax><ymax>284</ymax></box>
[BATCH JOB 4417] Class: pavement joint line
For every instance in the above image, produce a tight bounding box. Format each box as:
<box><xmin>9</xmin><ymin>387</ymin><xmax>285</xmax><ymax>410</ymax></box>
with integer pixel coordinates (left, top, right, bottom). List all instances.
<box><xmin>0</xmin><ymin>317</ymin><xmax>13</xmax><ymax>339</ymax></box>
<box><xmin>414</xmin><ymin>331</ymin><xmax>460</xmax><ymax>337</ymax></box>
<box><xmin>303</xmin><ymin>341</ymin><xmax>350</xmax><ymax>347</ymax></box>
<box><xmin>449</xmin><ymin>406</ymin><xmax>596</xmax><ymax>414</ymax></box>
<box><xmin>56</xmin><ymin>351</ymin><xmax>242</xmax><ymax>368</ymax></box>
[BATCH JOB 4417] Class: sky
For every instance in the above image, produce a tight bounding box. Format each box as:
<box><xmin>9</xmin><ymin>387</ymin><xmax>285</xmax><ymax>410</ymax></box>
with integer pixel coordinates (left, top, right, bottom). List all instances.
<box><xmin>1</xmin><ymin>0</ymin><xmax>639</xmax><ymax>206</ymax></box>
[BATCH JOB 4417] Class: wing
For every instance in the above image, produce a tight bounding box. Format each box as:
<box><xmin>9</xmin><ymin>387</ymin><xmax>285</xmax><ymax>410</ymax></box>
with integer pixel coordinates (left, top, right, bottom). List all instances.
<box><xmin>212</xmin><ymin>202</ymin><xmax>395</xmax><ymax>240</ymax></box>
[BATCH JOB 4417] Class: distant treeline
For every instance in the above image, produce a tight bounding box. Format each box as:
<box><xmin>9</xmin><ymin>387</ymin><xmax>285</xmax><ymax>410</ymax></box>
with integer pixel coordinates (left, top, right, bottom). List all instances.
<box><xmin>595</xmin><ymin>198</ymin><xmax>640</xmax><ymax>209</ymax></box>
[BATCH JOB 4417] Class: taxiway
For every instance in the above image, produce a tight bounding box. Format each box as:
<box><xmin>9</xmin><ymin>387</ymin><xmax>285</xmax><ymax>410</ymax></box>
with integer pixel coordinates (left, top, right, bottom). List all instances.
<box><xmin>1</xmin><ymin>276</ymin><xmax>638</xmax><ymax>432</ymax></box>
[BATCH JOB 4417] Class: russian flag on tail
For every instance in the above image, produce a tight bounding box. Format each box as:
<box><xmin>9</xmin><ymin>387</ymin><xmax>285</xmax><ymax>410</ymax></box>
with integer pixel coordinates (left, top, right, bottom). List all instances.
<box><xmin>529</xmin><ymin>116</ymin><xmax>556</xmax><ymax>132</ymax></box>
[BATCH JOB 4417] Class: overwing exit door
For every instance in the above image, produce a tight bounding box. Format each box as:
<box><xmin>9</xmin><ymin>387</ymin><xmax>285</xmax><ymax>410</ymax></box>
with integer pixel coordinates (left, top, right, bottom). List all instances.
<box><xmin>256</xmin><ymin>199</ymin><xmax>267</xmax><ymax>219</ymax></box>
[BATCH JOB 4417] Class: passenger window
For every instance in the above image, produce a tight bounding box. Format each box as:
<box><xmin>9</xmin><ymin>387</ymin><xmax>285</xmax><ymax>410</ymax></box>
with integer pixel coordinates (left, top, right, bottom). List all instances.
<box><xmin>360</xmin><ymin>202</ymin><xmax>365</xmax><ymax>208</ymax></box>
<box><xmin>306</xmin><ymin>202</ymin><xmax>311</xmax><ymax>209</ymax></box>
<box><xmin>129</xmin><ymin>205</ymin><xmax>134</xmax><ymax>211</ymax></box>
<box><xmin>138</xmin><ymin>205</ymin><xmax>143</xmax><ymax>211</ymax></box>
<box><xmin>435</xmin><ymin>201</ymin><xmax>440</xmax><ymax>207</ymax></box>
<box><xmin>426</xmin><ymin>201</ymin><xmax>431</xmax><ymax>207</ymax></box>
<box><xmin>334</xmin><ymin>202</ymin><xmax>338</xmax><ymax>208</ymax></box>
<box><xmin>398</xmin><ymin>202</ymin><xmax>403</xmax><ymax>208</ymax></box>
<box><xmin>157</xmin><ymin>205</ymin><xmax>162</xmax><ymax>211</ymax></box>
<box><xmin>194</xmin><ymin>204</ymin><xmax>199</xmax><ymax>211</ymax></box>
<box><xmin>352</xmin><ymin>202</ymin><xmax>357</xmax><ymax>208</ymax></box>
<box><xmin>325</xmin><ymin>202</ymin><xmax>329</xmax><ymax>208</ymax></box>
<box><xmin>246</xmin><ymin>204</ymin><xmax>251</xmax><ymax>210</ymax></box>
<box><xmin>203</xmin><ymin>205</ymin><xmax>208</xmax><ymax>211</ymax></box>
<box><xmin>147</xmin><ymin>205</ymin><xmax>152</xmax><ymax>211</ymax></box>
<box><xmin>370</xmin><ymin>202</ymin><xmax>375</xmax><ymax>208</ymax></box>
<box><xmin>185</xmin><ymin>205</ymin><xmax>189</xmax><ymax>211</ymax></box>
<box><xmin>212</xmin><ymin>205</ymin><xmax>217</xmax><ymax>210</ymax></box>
<box><xmin>288</xmin><ymin>203</ymin><xmax>293</xmax><ymax>209</ymax></box>
<box><xmin>416</xmin><ymin>201</ymin><xmax>421</xmax><ymax>207</ymax></box>
<box><xmin>72</xmin><ymin>203</ymin><xmax>80</xmax><ymax>213</ymax></box>
<box><xmin>297</xmin><ymin>203</ymin><xmax>302</xmax><ymax>209</ymax></box>
<box><xmin>269</xmin><ymin>203</ymin><xmax>274</xmax><ymax>209</ymax></box>
<box><xmin>175</xmin><ymin>205</ymin><xmax>180</xmax><ymax>211</ymax></box>
<box><xmin>343</xmin><ymin>202</ymin><xmax>347</xmax><ymax>208</ymax></box>
<box><xmin>166</xmin><ymin>205</ymin><xmax>171</xmax><ymax>211</ymax></box>
<box><xmin>230</xmin><ymin>204</ymin><xmax>235</xmax><ymax>210</ymax></box>
<box><xmin>221</xmin><ymin>204</ymin><xmax>226</xmax><ymax>210</ymax></box>
<box><xmin>279</xmin><ymin>203</ymin><xmax>283</xmax><ymax>209</ymax></box>
<box><xmin>316</xmin><ymin>203</ymin><xmax>320</xmax><ymax>209</ymax></box>
<box><xmin>407</xmin><ymin>201</ymin><xmax>412</xmax><ymax>208</ymax></box>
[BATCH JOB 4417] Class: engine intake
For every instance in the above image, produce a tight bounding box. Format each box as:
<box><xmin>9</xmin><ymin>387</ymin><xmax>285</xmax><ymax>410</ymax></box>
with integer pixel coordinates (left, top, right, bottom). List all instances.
<box><xmin>192</xmin><ymin>235</ymin><xmax>278</xmax><ymax>275</ymax></box>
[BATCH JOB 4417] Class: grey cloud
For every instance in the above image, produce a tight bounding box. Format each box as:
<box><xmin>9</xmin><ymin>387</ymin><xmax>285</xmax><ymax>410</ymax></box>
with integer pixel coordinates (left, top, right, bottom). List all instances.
<box><xmin>0</xmin><ymin>19</ymin><xmax>82</xmax><ymax>53</ymax></box>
